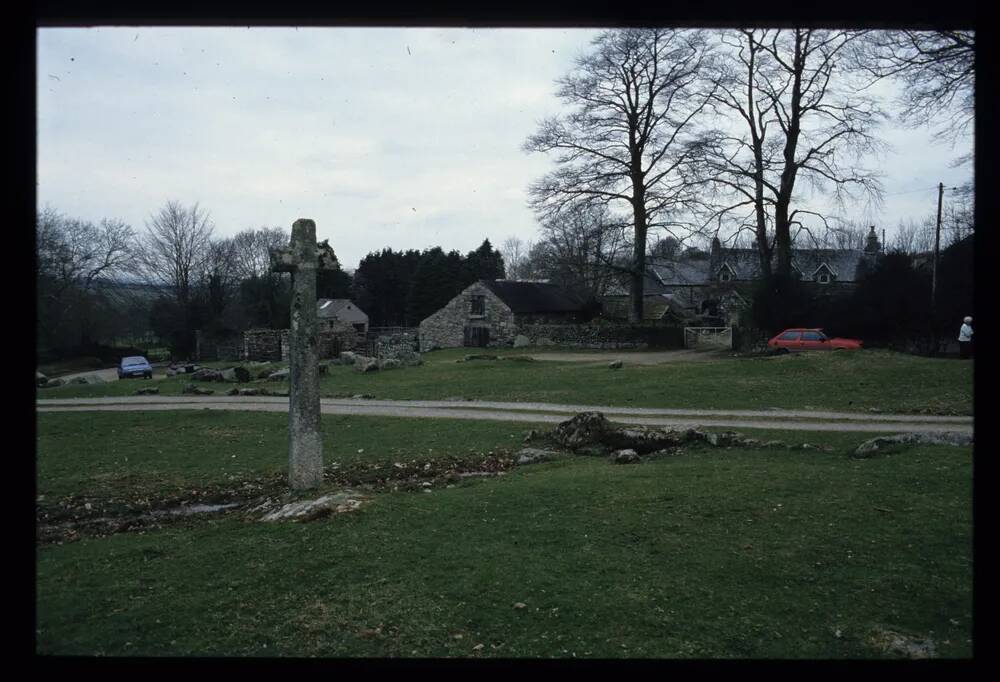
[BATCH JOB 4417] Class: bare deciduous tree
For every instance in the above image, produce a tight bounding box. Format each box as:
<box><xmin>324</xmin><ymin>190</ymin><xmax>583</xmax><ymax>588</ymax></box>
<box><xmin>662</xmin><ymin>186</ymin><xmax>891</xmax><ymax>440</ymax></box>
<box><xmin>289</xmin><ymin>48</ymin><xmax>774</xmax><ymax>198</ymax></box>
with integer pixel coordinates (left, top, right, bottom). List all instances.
<box><xmin>231</xmin><ymin>226</ymin><xmax>289</xmax><ymax>280</ymax></box>
<box><xmin>855</xmin><ymin>30</ymin><xmax>974</xmax><ymax>157</ymax></box>
<box><xmin>36</xmin><ymin>207</ymin><xmax>135</xmax><ymax>346</ymax></box>
<box><xmin>134</xmin><ymin>201</ymin><xmax>215</xmax><ymax>306</ymax></box>
<box><xmin>891</xmin><ymin>218</ymin><xmax>935</xmax><ymax>254</ymax></box>
<box><xmin>202</xmin><ymin>237</ymin><xmax>240</xmax><ymax>322</ymax></box>
<box><xmin>525</xmin><ymin>28</ymin><xmax>716</xmax><ymax>322</ymax></box>
<box><xmin>704</xmin><ymin>29</ymin><xmax>886</xmax><ymax>279</ymax></box>
<box><xmin>534</xmin><ymin>203</ymin><xmax>631</xmax><ymax>298</ymax></box>
<box><xmin>499</xmin><ymin>236</ymin><xmax>535</xmax><ymax>281</ymax></box>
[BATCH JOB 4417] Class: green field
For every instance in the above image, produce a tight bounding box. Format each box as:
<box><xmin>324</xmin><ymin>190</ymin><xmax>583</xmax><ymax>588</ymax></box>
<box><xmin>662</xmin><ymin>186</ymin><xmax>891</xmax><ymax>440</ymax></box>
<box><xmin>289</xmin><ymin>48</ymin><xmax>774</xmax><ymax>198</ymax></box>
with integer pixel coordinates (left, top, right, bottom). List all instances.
<box><xmin>35</xmin><ymin>411</ymin><xmax>972</xmax><ymax>658</ymax></box>
<box><xmin>39</xmin><ymin>348</ymin><xmax>973</xmax><ymax>415</ymax></box>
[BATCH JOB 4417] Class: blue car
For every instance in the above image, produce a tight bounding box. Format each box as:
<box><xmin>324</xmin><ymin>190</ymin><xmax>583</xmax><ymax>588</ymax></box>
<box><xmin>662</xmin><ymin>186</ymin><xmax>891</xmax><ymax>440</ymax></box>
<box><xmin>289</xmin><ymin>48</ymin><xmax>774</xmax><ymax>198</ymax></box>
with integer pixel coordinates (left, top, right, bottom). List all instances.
<box><xmin>118</xmin><ymin>356</ymin><xmax>153</xmax><ymax>379</ymax></box>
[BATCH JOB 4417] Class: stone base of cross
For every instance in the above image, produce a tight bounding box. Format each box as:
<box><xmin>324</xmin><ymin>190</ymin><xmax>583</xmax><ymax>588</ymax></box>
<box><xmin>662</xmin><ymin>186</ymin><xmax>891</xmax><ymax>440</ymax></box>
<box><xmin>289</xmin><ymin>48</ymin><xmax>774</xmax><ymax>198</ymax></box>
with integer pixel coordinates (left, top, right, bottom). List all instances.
<box><xmin>270</xmin><ymin>219</ymin><xmax>340</xmax><ymax>490</ymax></box>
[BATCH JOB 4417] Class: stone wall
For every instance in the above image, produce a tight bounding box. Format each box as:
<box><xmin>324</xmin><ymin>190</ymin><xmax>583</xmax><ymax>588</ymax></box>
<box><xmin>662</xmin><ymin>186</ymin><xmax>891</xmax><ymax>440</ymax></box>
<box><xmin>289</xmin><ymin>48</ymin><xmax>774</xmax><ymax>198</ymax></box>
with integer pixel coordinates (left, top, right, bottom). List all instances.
<box><xmin>419</xmin><ymin>282</ymin><xmax>517</xmax><ymax>351</ymax></box>
<box><xmin>244</xmin><ymin>327</ymin><xmax>360</xmax><ymax>361</ymax></box>
<box><xmin>374</xmin><ymin>329</ymin><xmax>419</xmax><ymax>357</ymax></box>
<box><xmin>244</xmin><ymin>329</ymin><xmax>288</xmax><ymax>361</ymax></box>
<box><xmin>511</xmin><ymin>323</ymin><xmax>685</xmax><ymax>350</ymax></box>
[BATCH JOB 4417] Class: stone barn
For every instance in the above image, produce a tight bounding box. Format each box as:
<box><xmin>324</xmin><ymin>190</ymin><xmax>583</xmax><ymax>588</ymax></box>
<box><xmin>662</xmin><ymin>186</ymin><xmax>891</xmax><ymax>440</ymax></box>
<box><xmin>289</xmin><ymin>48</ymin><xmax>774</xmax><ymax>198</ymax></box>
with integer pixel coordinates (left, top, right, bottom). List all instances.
<box><xmin>419</xmin><ymin>280</ymin><xmax>592</xmax><ymax>351</ymax></box>
<box><xmin>317</xmin><ymin>298</ymin><xmax>369</xmax><ymax>334</ymax></box>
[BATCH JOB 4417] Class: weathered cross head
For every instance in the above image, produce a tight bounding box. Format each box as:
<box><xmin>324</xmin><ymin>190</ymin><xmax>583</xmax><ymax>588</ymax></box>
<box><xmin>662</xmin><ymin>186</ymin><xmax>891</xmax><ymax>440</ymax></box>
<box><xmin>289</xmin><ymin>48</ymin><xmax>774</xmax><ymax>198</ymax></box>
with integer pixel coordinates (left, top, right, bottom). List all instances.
<box><xmin>269</xmin><ymin>219</ymin><xmax>340</xmax><ymax>273</ymax></box>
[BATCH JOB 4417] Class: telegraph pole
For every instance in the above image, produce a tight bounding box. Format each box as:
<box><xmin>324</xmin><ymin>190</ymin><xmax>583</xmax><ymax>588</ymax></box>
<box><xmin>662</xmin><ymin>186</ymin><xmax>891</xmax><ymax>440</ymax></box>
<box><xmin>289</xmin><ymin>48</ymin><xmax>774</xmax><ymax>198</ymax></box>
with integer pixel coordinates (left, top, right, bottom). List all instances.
<box><xmin>930</xmin><ymin>182</ymin><xmax>944</xmax><ymax>355</ymax></box>
<box><xmin>931</xmin><ymin>182</ymin><xmax>944</xmax><ymax>307</ymax></box>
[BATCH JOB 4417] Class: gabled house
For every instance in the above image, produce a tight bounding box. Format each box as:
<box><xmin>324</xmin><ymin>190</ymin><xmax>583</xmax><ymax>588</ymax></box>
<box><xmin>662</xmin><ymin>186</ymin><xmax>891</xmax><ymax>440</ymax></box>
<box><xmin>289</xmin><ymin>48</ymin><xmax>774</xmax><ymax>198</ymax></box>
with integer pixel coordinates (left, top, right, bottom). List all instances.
<box><xmin>419</xmin><ymin>279</ymin><xmax>593</xmax><ymax>350</ymax></box>
<box><xmin>603</xmin><ymin>227</ymin><xmax>883</xmax><ymax>326</ymax></box>
<box><xmin>317</xmin><ymin>298</ymin><xmax>369</xmax><ymax>334</ymax></box>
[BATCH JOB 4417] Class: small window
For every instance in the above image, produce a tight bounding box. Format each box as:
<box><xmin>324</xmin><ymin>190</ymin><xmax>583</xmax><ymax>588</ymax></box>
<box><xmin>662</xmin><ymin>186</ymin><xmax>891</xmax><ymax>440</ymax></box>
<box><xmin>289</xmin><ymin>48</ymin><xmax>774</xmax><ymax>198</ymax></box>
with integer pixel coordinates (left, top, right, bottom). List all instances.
<box><xmin>801</xmin><ymin>331</ymin><xmax>824</xmax><ymax>341</ymax></box>
<box><xmin>817</xmin><ymin>273</ymin><xmax>831</xmax><ymax>284</ymax></box>
<box><xmin>470</xmin><ymin>295</ymin><xmax>485</xmax><ymax>316</ymax></box>
<box><xmin>779</xmin><ymin>331</ymin><xmax>801</xmax><ymax>341</ymax></box>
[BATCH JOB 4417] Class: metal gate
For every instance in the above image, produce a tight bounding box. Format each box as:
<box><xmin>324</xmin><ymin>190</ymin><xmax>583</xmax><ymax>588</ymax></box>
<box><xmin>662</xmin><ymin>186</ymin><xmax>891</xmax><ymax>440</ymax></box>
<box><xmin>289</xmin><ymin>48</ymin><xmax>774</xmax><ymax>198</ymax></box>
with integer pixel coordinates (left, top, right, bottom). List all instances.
<box><xmin>463</xmin><ymin>326</ymin><xmax>490</xmax><ymax>347</ymax></box>
<box><xmin>684</xmin><ymin>326</ymin><xmax>733</xmax><ymax>350</ymax></box>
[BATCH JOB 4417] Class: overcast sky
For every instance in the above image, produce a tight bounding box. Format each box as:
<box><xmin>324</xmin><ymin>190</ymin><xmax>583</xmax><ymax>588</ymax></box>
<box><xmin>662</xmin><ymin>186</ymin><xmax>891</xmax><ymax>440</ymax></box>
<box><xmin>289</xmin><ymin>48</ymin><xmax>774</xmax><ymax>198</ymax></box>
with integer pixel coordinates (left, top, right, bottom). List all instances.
<box><xmin>37</xmin><ymin>27</ymin><xmax>974</xmax><ymax>268</ymax></box>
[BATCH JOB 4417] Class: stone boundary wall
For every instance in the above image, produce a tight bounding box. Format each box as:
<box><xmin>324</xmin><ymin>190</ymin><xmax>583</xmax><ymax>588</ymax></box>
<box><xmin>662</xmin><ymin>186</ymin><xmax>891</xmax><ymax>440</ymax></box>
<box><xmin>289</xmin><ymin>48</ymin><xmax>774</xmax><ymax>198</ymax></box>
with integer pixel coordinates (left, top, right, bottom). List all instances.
<box><xmin>375</xmin><ymin>329</ymin><xmax>419</xmax><ymax>357</ymax></box>
<box><xmin>244</xmin><ymin>328</ymin><xmax>361</xmax><ymax>361</ymax></box>
<box><xmin>511</xmin><ymin>323</ymin><xmax>685</xmax><ymax>350</ymax></box>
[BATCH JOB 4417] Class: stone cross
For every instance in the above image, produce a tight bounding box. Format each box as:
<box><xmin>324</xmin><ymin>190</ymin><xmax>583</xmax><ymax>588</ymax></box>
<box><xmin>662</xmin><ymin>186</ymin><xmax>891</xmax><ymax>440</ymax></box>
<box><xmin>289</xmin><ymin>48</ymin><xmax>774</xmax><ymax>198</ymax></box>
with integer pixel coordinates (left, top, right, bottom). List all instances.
<box><xmin>270</xmin><ymin>219</ymin><xmax>340</xmax><ymax>490</ymax></box>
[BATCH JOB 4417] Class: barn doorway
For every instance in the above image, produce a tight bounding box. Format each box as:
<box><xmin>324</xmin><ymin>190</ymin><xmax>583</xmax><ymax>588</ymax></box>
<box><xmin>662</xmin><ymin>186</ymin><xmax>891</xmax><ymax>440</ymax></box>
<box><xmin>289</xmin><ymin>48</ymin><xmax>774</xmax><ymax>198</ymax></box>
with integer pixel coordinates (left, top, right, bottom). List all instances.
<box><xmin>463</xmin><ymin>326</ymin><xmax>490</xmax><ymax>347</ymax></box>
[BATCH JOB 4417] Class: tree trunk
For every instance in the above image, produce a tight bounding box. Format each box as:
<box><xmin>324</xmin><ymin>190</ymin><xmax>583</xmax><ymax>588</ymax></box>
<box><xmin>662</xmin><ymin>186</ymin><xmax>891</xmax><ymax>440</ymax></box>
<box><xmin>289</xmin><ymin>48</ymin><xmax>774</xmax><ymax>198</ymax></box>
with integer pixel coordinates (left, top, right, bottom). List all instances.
<box><xmin>629</xmin><ymin>195</ymin><xmax>648</xmax><ymax>324</ymax></box>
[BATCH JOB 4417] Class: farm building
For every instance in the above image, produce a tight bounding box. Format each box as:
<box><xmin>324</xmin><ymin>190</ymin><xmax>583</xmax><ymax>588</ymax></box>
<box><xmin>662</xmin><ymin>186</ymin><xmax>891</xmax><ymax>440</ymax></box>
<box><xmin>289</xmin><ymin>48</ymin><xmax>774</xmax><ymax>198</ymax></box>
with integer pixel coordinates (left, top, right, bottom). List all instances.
<box><xmin>418</xmin><ymin>280</ymin><xmax>593</xmax><ymax>350</ymax></box>
<box><xmin>317</xmin><ymin>298</ymin><xmax>369</xmax><ymax>334</ymax></box>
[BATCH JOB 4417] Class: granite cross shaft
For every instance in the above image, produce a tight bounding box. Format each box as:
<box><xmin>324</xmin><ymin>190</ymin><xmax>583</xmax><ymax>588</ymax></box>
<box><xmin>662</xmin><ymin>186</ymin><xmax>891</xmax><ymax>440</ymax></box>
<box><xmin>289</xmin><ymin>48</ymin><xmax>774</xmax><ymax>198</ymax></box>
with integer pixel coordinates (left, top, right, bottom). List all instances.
<box><xmin>270</xmin><ymin>219</ymin><xmax>340</xmax><ymax>490</ymax></box>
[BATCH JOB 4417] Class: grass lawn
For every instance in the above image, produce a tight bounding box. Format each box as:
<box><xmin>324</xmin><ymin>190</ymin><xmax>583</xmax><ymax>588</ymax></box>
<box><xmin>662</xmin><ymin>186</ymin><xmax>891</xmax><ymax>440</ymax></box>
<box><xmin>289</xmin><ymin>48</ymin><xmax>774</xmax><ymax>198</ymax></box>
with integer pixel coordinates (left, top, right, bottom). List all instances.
<box><xmin>35</xmin><ymin>411</ymin><xmax>972</xmax><ymax>658</ymax></box>
<box><xmin>39</xmin><ymin>347</ymin><xmax>973</xmax><ymax>416</ymax></box>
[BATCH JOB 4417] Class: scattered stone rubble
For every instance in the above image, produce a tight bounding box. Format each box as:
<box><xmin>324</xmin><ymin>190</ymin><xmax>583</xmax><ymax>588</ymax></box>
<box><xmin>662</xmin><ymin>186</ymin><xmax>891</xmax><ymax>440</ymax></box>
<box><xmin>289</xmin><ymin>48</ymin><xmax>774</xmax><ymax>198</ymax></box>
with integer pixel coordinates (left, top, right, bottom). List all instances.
<box><xmin>511</xmin><ymin>411</ymin><xmax>805</xmax><ymax>464</ymax></box>
<box><xmin>867</xmin><ymin>627</ymin><xmax>938</xmax><ymax>659</ymax></box>
<box><xmin>853</xmin><ymin>431</ymin><xmax>973</xmax><ymax>458</ymax></box>
<box><xmin>259</xmin><ymin>491</ymin><xmax>365</xmax><ymax>522</ymax></box>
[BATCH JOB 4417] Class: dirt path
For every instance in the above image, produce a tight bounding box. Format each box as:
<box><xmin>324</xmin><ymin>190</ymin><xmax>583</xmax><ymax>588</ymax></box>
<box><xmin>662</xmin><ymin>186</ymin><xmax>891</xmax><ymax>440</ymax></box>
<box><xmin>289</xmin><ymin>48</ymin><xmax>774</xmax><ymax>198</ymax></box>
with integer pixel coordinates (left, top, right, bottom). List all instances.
<box><xmin>56</xmin><ymin>363</ymin><xmax>171</xmax><ymax>383</ymax></box>
<box><xmin>37</xmin><ymin>396</ymin><xmax>974</xmax><ymax>435</ymax></box>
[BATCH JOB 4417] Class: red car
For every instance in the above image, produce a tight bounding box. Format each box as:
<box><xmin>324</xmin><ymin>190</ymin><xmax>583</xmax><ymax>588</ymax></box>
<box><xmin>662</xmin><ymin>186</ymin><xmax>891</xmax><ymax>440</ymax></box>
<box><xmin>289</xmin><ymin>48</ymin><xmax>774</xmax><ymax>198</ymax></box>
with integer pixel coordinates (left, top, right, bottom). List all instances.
<box><xmin>768</xmin><ymin>328</ymin><xmax>863</xmax><ymax>353</ymax></box>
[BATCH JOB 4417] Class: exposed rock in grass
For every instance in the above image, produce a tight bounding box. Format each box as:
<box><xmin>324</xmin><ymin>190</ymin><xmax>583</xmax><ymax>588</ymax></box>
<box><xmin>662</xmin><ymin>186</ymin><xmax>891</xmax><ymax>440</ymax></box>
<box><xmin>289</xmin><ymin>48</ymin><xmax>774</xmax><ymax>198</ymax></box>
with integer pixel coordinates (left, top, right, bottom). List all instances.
<box><xmin>550</xmin><ymin>412</ymin><xmax>784</xmax><ymax>456</ymax></box>
<box><xmin>853</xmin><ymin>432</ymin><xmax>974</xmax><ymax>458</ymax></box>
<box><xmin>135</xmin><ymin>387</ymin><xmax>160</xmax><ymax>396</ymax></box>
<box><xmin>225</xmin><ymin>387</ymin><xmax>268</xmax><ymax>396</ymax></box>
<box><xmin>610</xmin><ymin>449</ymin><xmax>640</xmax><ymax>464</ymax></box>
<box><xmin>181</xmin><ymin>383</ymin><xmax>215</xmax><ymax>395</ymax></box>
<box><xmin>608</xmin><ymin>360</ymin><xmax>623</xmax><ymax>369</ymax></box>
<box><xmin>513</xmin><ymin>335</ymin><xmax>530</xmax><ymax>348</ymax></box>
<box><xmin>268</xmin><ymin>368</ymin><xmax>290</xmax><ymax>381</ymax></box>
<box><xmin>259</xmin><ymin>492</ymin><xmax>364</xmax><ymax>522</ymax></box>
<box><xmin>553</xmin><ymin>412</ymin><xmax>613</xmax><ymax>450</ymax></box>
<box><xmin>515</xmin><ymin>448</ymin><xmax>559</xmax><ymax>465</ymax></box>
<box><xmin>379</xmin><ymin>358</ymin><xmax>403</xmax><ymax>370</ymax></box>
<box><xmin>192</xmin><ymin>368</ymin><xmax>223</xmax><ymax>382</ymax></box>
<box><xmin>42</xmin><ymin>377</ymin><xmax>66</xmax><ymax>388</ymax></box>
<box><xmin>355</xmin><ymin>357</ymin><xmax>379</xmax><ymax>373</ymax></box>
<box><xmin>867</xmin><ymin>627</ymin><xmax>937</xmax><ymax>659</ymax></box>
<box><xmin>221</xmin><ymin>366</ymin><xmax>252</xmax><ymax>383</ymax></box>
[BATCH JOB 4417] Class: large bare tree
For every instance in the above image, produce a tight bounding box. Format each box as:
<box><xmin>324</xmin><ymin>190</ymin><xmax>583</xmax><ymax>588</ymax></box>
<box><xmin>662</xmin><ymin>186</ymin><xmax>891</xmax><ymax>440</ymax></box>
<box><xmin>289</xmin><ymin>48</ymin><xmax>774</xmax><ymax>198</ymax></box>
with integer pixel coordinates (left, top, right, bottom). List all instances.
<box><xmin>231</xmin><ymin>226</ymin><xmax>289</xmax><ymax>280</ymax></box>
<box><xmin>855</xmin><ymin>30</ymin><xmax>974</xmax><ymax>155</ymax></box>
<box><xmin>134</xmin><ymin>200</ymin><xmax>215</xmax><ymax>306</ymax></box>
<box><xmin>704</xmin><ymin>29</ymin><xmax>886</xmax><ymax>279</ymax></box>
<box><xmin>36</xmin><ymin>207</ymin><xmax>135</xmax><ymax>346</ymax></box>
<box><xmin>524</xmin><ymin>28</ymin><xmax>716</xmax><ymax>322</ymax></box>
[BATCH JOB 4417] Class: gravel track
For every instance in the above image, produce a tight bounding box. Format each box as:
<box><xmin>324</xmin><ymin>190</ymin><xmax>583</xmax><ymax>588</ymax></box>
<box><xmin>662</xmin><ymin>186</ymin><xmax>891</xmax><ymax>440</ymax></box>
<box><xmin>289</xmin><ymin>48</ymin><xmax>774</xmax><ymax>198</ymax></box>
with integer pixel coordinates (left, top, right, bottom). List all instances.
<box><xmin>37</xmin><ymin>396</ymin><xmax>974</xmax><ymax>435</ymax></box>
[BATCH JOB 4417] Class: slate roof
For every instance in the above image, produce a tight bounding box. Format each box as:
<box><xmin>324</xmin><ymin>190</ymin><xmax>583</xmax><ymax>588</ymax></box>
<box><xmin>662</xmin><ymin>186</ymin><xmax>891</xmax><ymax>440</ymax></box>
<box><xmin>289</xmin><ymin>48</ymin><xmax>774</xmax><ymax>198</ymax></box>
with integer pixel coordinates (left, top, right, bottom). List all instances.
<box><xmin>648</xmin><ymin>256</ymin><xmax>713</xmax><ymax>288</ymax></box>
<box><xmin>480</xmin><ymin>280</ymin><xmax>590</xmax><ymax>314</ymax></box>
<box><xmin>601</xmin><ymin>293</ymin><xmax>698</xmax><ymax>321</ymax></box>
<box><xmin>712</xmin><ymin>248</ymin><xmax>875</xmax><ymax>283</ymax></box>
<box><xmin>317</xmin><ymin>299</ymin><xmax>365</xmax><ymax>318</ymax></box>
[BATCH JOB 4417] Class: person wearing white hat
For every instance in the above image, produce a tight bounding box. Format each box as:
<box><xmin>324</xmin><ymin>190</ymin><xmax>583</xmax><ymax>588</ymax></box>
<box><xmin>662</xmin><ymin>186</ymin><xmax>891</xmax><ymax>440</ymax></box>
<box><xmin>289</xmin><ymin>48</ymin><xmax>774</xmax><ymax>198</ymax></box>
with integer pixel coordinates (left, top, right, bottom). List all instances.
<box><xmin>958</xmin><ymin>316</ymin><xmax>973</xmax><ymax>359</ymax></box>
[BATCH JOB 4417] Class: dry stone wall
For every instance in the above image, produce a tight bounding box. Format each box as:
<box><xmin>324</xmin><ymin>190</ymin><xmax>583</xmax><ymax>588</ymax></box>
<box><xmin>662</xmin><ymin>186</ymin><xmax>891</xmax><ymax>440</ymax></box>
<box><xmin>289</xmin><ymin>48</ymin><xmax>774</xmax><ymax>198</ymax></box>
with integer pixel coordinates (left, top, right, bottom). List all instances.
<box><xmin>511</xmin><ymin>323</ymin><xmax>684</xmax><ymax>350</ymax></box>
<box><xmin>244</xmin><ymin>327</ymin><xmax>360</xmax><ymax>361</ymax></box>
